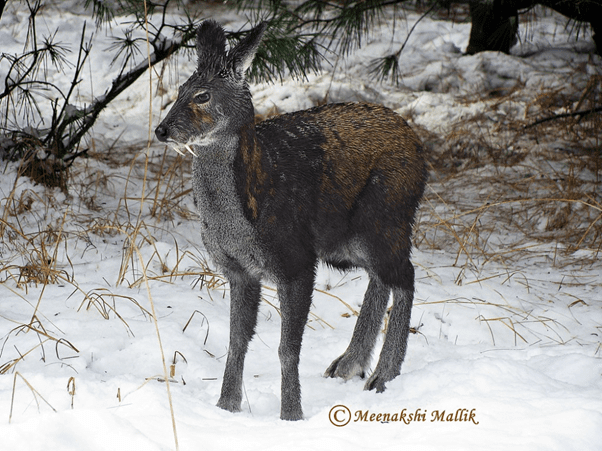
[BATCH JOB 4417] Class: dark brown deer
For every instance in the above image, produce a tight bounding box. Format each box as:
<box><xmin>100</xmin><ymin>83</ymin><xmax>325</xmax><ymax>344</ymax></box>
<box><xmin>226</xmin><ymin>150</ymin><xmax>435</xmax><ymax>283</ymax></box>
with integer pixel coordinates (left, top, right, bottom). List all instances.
<box><xmin>155</xmin><ymin>20</ymin><xmax>427</xmax><ymax>421</ymax></box>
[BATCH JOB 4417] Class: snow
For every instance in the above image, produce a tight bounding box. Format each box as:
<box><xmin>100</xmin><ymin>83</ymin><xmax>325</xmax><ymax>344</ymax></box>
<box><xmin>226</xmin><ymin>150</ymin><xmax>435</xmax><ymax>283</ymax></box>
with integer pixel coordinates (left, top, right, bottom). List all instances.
<box><xmin>1</xmin><ymin>2</ymin><xmax>601</xmax><ymax>451</ymax></box>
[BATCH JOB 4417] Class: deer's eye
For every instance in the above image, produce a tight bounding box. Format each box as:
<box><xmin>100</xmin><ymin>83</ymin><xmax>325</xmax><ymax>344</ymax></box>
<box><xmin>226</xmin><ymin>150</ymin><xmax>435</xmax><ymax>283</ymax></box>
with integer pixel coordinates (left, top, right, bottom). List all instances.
<box><xmin>194</xmin><ymin>91</ymin><xmax>211</xmax><ymax>104</ymax></box>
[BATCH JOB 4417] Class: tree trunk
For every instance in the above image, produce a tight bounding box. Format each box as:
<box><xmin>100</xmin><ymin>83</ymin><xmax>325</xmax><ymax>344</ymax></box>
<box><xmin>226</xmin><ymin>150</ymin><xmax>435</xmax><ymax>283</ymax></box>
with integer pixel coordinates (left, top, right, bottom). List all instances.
<box><xmin>466</xmin><ymin>0</ymin><xmax>602</xmax><ymax>55</ymax></box>
<box><xmin>466</xmin><ymin>0</ymin><xmax>520</xmax><ymax>54</ymax></box>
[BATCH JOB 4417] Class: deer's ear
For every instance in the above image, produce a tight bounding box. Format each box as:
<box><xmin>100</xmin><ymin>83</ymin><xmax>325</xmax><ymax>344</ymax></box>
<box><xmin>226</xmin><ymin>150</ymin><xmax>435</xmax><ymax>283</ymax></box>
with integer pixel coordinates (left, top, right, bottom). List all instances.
<box><xmin>227</xmin><ymin>22</ymin><xmax>268</xmax><ymax>79</ymax></box>
<box><xmin>196</xmin><ymin>20</ymin><xmax>226</xmax><ymax>78</ymax></box>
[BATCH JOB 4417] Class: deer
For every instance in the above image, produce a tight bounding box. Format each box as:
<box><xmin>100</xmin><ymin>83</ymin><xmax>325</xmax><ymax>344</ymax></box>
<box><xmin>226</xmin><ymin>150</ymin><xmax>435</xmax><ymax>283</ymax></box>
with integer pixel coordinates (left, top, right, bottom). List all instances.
<box><xmin>155</xmin><ymin>19</ymin><xmax>427</xmax><ymax>421</ymax></box>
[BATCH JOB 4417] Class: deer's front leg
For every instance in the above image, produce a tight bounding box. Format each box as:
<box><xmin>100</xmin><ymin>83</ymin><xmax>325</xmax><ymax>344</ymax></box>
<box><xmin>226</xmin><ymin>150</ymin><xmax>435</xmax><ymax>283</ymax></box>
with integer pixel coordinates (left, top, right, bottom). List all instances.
<box><xmin>277</xmin><ymin>270</ymin><xmax>314</xmax><ymax>421</ymax></box>
<box><xmin>216</xmin><ymin>273</ymin><xmax>261</xmax><ymax>413</ymax></box>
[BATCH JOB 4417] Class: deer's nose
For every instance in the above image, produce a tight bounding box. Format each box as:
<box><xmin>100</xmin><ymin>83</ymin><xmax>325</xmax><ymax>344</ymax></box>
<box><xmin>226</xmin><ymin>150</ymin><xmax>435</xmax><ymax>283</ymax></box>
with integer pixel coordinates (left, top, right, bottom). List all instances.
<box><xmin>155</xmin><ymin>125</ymin><xmax>169</xmax><ymax>142</ymax></box>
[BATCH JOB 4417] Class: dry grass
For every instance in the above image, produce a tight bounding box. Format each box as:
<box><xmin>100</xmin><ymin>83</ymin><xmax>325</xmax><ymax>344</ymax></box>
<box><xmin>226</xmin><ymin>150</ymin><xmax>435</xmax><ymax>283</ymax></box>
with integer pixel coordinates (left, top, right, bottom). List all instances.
<box><xmin>0</xmin><ymin>137</ymin><xmax>206</xmax><ymax>446</ymax></box>
<box><xmin>9</xmin><ymin>372</ymin><xmax>57</xmax><ymax>423</ymax></box>
<box><xmin>416</xmin><ymin>69</ymin><xmax>602</xmax><ymax>272</ymax></box>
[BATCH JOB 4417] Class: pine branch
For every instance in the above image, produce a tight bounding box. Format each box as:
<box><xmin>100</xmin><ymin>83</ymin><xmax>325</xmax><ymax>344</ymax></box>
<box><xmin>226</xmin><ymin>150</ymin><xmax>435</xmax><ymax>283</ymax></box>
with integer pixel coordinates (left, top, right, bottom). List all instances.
<box><xmin>525</xmin><ymin>106</ymin><xmax>602</xmax><ymax>129</ymax></box>
<box><xmin>59</xmin><ymin>24</ymin><xmax>198</xmax><ymax>156</ymax></box>
<box><xmin>369</xmin><ymin>1</ymin><xmax>438</xmax><ymax>83</ymax></box>
<box><xmin>228</xmin><ymin>0</ymin><xmax>429</xmax><ymax>82</ymax></box>
<box><xmin>1</xmin><ymin>0</ymin><xmax>199</xmax><ymax>168</ymax></box>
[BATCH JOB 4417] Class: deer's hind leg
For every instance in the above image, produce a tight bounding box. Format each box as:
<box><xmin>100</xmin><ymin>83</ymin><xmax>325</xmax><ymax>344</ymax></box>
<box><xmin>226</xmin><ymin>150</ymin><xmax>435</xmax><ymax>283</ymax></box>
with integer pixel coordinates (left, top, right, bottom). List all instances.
<box><xmin>325</xmin><ymin>172</ymin><xmax>418</xmax><ymax>390</ymax></box>
<box><xmin>324</xmin><ymin>275</ymin><xmax>390</xmax><ymax>380</ymax></box>
<box><xmin>365</xmin><ymin>258</ymin><xmax>414</xmax><ymax>393</ymax></box>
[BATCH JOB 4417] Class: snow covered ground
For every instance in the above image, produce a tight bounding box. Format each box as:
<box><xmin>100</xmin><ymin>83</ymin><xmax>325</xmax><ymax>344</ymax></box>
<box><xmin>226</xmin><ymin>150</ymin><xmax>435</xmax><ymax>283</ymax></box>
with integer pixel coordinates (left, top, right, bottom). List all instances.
<box><xmin>1</xmin><ymin>2</ymin><xmax>601</xmax><ymax>450</ymax></box>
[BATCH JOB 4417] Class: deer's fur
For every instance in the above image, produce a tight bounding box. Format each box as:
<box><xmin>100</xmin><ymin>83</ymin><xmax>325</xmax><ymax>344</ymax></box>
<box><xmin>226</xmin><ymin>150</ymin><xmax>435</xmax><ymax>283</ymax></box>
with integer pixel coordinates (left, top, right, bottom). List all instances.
<box><xmin>155</xmin><ymin>20</ymin><xmax>427</xmax><ymax>421</ymax></box>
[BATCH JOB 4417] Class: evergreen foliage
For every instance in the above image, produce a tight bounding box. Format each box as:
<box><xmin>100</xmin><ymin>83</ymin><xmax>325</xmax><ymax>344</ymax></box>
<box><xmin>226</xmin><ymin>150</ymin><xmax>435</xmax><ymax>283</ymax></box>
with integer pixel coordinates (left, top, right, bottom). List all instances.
<box><xmin>1</xmin><ymin>0</ymin><xmax>197</xmax><ymax>189</ymax></box>
<box><xmin>232</xmin><ymin>0</ymin><xmax>420</xmax><ymax>82</ymax></box>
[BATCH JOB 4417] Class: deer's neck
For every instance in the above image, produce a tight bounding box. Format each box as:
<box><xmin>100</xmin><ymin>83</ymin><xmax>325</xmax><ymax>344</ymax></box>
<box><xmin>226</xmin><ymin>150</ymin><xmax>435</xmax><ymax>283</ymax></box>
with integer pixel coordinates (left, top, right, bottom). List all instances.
<box><xmin>190</xmin><ymin>123</ymin><xmax>269</xmax><ymax>277</ymax></box>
